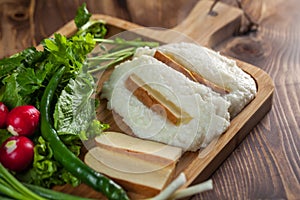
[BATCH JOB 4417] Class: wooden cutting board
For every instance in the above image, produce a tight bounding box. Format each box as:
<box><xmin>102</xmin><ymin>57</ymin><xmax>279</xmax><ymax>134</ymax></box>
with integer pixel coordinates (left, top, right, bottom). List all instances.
<box><xmin>50</xmin><ymin>0</ymin><xmax>274</xmax><ymax>199</ymax></box>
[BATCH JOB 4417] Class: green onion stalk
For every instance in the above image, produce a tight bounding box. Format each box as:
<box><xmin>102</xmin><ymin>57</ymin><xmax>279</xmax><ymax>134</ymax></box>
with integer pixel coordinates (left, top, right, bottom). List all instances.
<box><xmin>87</xmin><ymin>38</ymin><xmax>159</xmax><ymax>73</ymax></box>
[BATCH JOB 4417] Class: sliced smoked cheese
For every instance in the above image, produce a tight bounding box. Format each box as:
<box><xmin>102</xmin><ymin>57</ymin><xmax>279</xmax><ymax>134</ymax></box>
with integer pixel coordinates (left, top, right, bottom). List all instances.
<box><xmin>85</xmin><ymin>132</ymin><xmax>182</xmax><ymax>197</ymax></box>
<box><xmin>125</xmin><ymin>73</ymin><xmax>192</xmax><ymax>125</ymax></box>
<box><xmin>95</xmin><ymin>131</ymin><xmax>182</xmax><ymax>166</ymax></box>
<box><xmin>153</xmin><ymin>50</ymin><xmax>230</xmax><ymax>95</ymax></box>
<box><xmin>84</xmin><ymin>134</ymin><xmax>181</xmax><ymax>197</ymax></box>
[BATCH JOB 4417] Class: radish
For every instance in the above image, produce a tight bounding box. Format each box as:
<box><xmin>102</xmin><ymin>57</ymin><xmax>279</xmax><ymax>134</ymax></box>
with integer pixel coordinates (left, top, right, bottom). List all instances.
<box><xmin>0</xmin><ymin>102</ymin><xmax>9</xmax><ymax>128</ymax></box>
<box><xmin>0</xmin><ymin>136</ymin><xmax>34</xmax><ymax>172</ymax></box>
<box><xmin>6</xmin><ymin>105</ymin><xmax>40</xmax><ymax>136</ymax></box>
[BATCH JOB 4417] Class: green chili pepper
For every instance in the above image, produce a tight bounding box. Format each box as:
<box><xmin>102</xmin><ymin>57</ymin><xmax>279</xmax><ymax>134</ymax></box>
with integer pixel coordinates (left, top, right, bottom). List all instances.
<box><xmin>40</xmin><ymin>67</ymin><xmax>129</xmax><ymax>200</ymax></box>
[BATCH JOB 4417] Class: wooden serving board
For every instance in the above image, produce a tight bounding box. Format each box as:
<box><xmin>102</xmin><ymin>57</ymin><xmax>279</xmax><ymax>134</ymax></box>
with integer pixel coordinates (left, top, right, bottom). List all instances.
<box><xmin>50</xmin><ymin>1</ymin><xmax>274</xmax><ymax>199</ymax></box>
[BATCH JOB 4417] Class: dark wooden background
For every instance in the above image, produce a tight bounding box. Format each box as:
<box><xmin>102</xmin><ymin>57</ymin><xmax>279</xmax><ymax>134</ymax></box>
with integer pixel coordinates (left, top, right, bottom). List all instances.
<box><xmin>0</xmin><ymin>0</ymin><xmax>299</xmax><ymax>199</ymax></box>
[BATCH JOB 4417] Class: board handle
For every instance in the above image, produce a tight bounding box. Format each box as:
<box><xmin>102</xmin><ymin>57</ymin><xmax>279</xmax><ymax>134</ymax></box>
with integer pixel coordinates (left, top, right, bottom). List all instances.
<box><xmin>41</xmin><ymin>0</ymin><xmax>243</xmax><ymax>49</ymax></box>
<box><xmin>173</xmin><ymin>0</ymin><xmax>243</xmax><ymax>47</ymax></box>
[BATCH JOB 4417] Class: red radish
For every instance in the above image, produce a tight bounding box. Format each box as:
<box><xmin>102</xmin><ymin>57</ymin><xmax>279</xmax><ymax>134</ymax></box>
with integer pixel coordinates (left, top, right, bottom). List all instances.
<box><xmin>0</xmin><ymin>102</ymin><xmax>9</xmax><ymax>128</ymax></box>
<box><xmin>6</xmin><ymin>105</ymin><xmax>40</xmax><ymax>136</ymax></box>
<box><xmin>0</xmin><ymin>136</ymin><xmax>34</xmax><ymax>172</ymax></box>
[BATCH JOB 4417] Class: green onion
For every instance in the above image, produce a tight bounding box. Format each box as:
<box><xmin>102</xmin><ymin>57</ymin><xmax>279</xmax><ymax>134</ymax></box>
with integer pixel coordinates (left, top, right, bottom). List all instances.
<box><xmin>171</xmin><ymin>179</ymin><xmax>213</xmax><ymax>199</ymax></box>
<box><xmin>147</xmin><ymin>173</ymin><xmax>186</xmax><ymax>200</ymax></box>
<box><xmin>146</xmin><ymin>173</ymin><xmax>213</xmax><ymax>200</ymax></box>
<box><xmin>0</xmin><ymin>183</ymin><xmax>26</xmax><ymax>200</ymax></box>
<box><xmin>23</xmin><ymin>183</ymin><xmax>94</xmax><ymax>200</ymax></box>
<box><xmin>0</xmin><ymin>163</ymin><xmax>46</xmax><ymax>200</ymax></box>
<box><xmin>87</xmin><ymin>37</ymin><xmax>159</xmax><ymax>73</ymax></box>
<box><xmin>94</xmin><ymin>38</ymin><xmax>159</xmax><ymax>48</ymax></box>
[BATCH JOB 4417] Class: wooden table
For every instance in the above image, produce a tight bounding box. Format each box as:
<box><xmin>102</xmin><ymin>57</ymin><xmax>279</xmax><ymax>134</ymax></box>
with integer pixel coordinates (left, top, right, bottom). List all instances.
<box><xmin>0</xmin><ymin>0</ymin><xmax>299</xmax><ymax>199</ymax></box>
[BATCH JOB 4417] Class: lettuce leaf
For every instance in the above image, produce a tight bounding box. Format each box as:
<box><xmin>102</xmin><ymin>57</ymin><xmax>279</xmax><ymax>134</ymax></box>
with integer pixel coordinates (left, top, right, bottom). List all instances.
<box><xmin>17</xmin><ymin>136</ymin><xmax>80</xmax><ymax>188</ymax></box>
<box><xmin>53</xmin><ymin>69</ymin><xmax>95</xmax><ymax>136</ymax></box>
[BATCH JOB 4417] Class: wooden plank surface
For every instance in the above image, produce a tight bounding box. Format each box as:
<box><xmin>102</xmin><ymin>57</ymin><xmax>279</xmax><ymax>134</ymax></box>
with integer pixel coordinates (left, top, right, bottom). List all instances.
<box><xmin>0</xmin><ymin>0</ymin><xmax>299</xmax><ymax>199</ymax></box>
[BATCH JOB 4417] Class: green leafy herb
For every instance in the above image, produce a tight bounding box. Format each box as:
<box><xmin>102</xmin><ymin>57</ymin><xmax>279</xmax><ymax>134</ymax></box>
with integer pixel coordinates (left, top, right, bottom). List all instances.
<box><xmin>76</xmin><ymin>20</ymin><xmax>107</xmax><ymax>39</ymax></box>
<box><xmin>0</xmin><ymin>47</ymin><xmax>45</xmax><ymax>79</ymax></box>
<box><xmin>19</xmin><ymin>47</ymin><xmax>46</xmax><ymax>67</ymax></box>
<box><xmin>16</xmin><ymin>67</ymin><xmax>44</xmax><ymax>96</ymax></box>
<box><xmin>74</xmin><ymin>3</ymin><xmax>91</xmax><ymax>29</ymax></box>
<box><xmin>0</xmin><ymin>33</ymin><xmax>96</xmax><ymax>109</ymax></box>
<box><xmin>84</xmin><ymin>119</ymin><xmax>110</xmax><ymax>139</ymax></box>
<box><xmin>0</xmin><ymin>74</ymin><xmax>24</xmax><ymax>108</ymax></box>
<box><xmin>0</xmin><ymin>56</ymin><xmax>22</xmax><ymax>79</ymax></box>
<box><xmin>74</xmin><ymin>3</ymin><xmax>107</xmax><ymax>39</ymax></box>
<box><xmin>0</xmin><ymin>48</ymin><xmax>48</xmax><ymax>108</ymax></box>
<box><xmin>43</xmin><ymin>33</ymin><xmax>96</xmax><ymax>77</ymax></box>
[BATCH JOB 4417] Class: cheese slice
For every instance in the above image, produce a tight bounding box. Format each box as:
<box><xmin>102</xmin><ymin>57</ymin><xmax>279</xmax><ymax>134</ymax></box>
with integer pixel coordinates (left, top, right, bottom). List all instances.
<box><xmin>95</xmin><ymin>131</ymin><xmax>182</xmax><ymax>166</ymax></box>
<box><xmin>125</xmin><ymin>73</ymin><xmax>193</xmax><ymax>125</ymax></box>
<box><xmin>85</xmin><ymin>147</ymin><xmax>177</xmax><ymax>197</ymax></box>
<box><xmin>85</xmin><ymin>132</ymin><xmax>183</xmax><ymax>197</ymax></box>
<box><xmin>154</xmin><ymin>50</ymin><xmax>230</xmax><ymax>95</ymax></box>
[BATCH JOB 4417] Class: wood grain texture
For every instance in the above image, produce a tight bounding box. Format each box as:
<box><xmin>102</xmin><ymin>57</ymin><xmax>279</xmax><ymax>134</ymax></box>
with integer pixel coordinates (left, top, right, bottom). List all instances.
<box><xmin>0</xmin><ymin>0</ymin><xmax>299</xmax><ymax>199</ymax></box>
<box><xmin>206</xmin><ymin>0</ymin><xmax>300</xmax><ymax>199</ymax></box>
<box><xmin>0</xmin><ymin>0</ymin><xmax>34</xmax><ymax>57</ymax></box>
